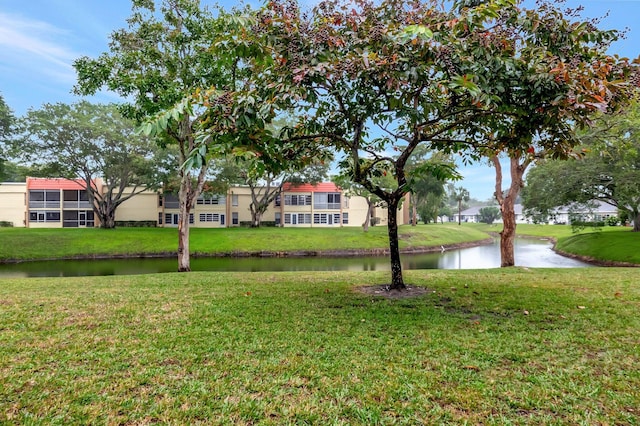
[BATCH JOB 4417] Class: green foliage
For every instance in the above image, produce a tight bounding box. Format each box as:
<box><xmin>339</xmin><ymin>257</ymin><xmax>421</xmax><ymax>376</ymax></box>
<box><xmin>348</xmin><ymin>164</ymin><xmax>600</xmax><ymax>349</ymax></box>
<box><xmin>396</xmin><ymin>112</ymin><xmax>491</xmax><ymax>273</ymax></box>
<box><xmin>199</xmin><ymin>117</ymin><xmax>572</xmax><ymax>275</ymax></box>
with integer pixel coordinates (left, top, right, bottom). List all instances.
<box><xmin>114</xmin><ymin>221</ymin><xmax>158</xmax><ymax>228</ymax></box>
<box><xmin>478</xmin><ymin>206</ymin><xmax>500</xmax><ymax>224</ymax></box>
<box><xmin>15</xmin><ymin>102</ymin><xmax>162</xmax><ymax>228</ymax></box>
<box><xmin>0</xmin><ymin>94</ymin><xmax>16</xmax><ymax>181</ymax></box>
<box><xmin>523</xmin><ymin>101</ymin><xmax>640</xmax><ymax>232</ymax></box>
<box><xmin>606</xmin><ymin>216</ymin><xmax>621</xmax><ymax>227</ymax></box>
<box><xmin>74</xmin><ymin>0</ymin><xmax>258</xmax><ymax>265</ymax></box>
<box><xmin>451</xmin><ymin>0</ymin><xmax>639</xmax><ymax>264</ymax></box>
<box><xmin>210</xmin><ymin>153</ymin><xmax>331</xmax><ymax>227</ymax></box>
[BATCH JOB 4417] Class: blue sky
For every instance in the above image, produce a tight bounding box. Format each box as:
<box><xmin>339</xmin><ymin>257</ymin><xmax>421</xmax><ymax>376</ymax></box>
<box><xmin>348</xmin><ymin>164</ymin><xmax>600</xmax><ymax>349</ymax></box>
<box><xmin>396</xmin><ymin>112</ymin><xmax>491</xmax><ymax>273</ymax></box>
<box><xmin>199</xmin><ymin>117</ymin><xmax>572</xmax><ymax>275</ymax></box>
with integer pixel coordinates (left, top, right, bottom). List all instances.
<box><xmin>1</xmin><ymin>0</ymin><xmax>639</xmax><ymax>199</ymax></box>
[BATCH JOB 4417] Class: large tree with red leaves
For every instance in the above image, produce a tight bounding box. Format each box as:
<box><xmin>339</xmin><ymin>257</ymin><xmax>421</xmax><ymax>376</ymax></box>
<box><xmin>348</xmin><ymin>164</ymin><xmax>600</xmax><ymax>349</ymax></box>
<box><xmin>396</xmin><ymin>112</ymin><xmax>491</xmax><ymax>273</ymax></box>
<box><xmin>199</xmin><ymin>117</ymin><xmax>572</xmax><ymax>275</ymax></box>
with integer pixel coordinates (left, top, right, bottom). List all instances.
<box><xmin>448</xmin><ymin>0</ymin><xmax>640</xmax><ymax>266</ymax></box>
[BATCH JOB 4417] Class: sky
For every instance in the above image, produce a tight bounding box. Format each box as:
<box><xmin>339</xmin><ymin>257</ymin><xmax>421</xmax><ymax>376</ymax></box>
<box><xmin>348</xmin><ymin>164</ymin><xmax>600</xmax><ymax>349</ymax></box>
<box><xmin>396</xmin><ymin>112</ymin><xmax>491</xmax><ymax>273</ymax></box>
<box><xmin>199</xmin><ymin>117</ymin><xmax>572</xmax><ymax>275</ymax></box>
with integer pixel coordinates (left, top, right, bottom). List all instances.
<box><xmin>1</xmin><ymin>0</ymin><xmax>639</xmax><ymax>200</ymax></box>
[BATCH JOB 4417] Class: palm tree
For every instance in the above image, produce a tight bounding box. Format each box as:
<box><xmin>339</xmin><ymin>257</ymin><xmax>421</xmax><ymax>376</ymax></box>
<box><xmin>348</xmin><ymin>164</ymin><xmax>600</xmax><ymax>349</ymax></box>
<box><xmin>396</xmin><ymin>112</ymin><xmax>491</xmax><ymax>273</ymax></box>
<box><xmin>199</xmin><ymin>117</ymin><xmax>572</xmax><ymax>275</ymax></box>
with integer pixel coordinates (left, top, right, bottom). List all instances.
<box><xmin>454</xmin><ymin>187</ymin><xmax>470</xmax><ymax>225</ymax></box>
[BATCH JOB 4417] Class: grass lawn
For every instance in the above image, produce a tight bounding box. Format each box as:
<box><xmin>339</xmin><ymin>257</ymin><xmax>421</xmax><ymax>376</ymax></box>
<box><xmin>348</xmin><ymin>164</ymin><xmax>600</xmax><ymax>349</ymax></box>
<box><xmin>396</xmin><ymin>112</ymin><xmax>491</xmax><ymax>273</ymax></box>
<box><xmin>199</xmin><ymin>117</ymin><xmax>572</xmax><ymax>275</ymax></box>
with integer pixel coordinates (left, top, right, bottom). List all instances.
<box><xmin>0</xmin><ymin>225</ymin><xmax>490</xmax><ymax>262</ymax></box>
<box><xmin>1</xmin><ymin>269</ymin><xmax>638</xmax><ymax>424</ymax></box>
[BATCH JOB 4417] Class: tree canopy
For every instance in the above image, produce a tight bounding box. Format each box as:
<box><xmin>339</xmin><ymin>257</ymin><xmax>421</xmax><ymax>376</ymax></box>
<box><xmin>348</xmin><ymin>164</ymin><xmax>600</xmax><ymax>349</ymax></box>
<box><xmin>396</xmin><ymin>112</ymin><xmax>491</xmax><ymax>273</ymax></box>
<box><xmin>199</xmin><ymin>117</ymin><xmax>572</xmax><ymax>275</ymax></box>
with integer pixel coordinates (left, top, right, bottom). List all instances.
<box><xmin>74</xmin><ymin>0</ymin><xmax>247</xmax><ymax>269</ymax></box>
<box><xmin>0</xmin><ymin>94</ymin><xmax>16</xmax><ymax>181</ymax></box>
<box><xmin>444</xmin><ymin>0</ymin><xmax>640</xmax><ymax>266</ymax></box>
<box><xmin>14</xmin><ymin>102</ymin><xmax>163</xmax><ymax>228</ymax></box>
<box><xmin>523</xmin><ymin>100</ymin><xmax>640</xmax><ymax>231</ymax></box>
<box><xmin>135</xmin><ymin>0</ymin><xmax>638</xmax><ymax>287</ymax></box>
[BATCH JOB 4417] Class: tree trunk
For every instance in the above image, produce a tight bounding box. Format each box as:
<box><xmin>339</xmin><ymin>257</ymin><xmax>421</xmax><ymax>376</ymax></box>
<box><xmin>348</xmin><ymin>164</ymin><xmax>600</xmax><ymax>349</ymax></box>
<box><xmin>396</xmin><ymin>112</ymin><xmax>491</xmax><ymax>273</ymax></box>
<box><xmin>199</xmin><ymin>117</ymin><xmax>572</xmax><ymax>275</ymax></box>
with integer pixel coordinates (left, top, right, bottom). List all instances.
<box><xmin>252</xmin><ymin>211</ymin><xmax>262</xmax><ymax>228</ymax></box>
<box><xmin>362</xmin><ymin>199</ymin><xmax>373</xmax><ymax>232</ymax></box>
<box><xmin>458</xmin><ymin>200</ymin><xmax>462</xmax><ymax>225</ymax></box>
<box><xmin>95</xmin><ymin>201</ymin><xmax>116</xmax><ymax>229</ymax></box>
<box><xmin>101</xmin><ymin>213</ymin><xmax>116</xmax><ymax>229</ymax></box>
<box><xmin>177</xmin><ymin>177</ymin><xmax>191</xmax><ymax>272</ymax></box>
<box><xmin>411</xmin><ymin>197</ymin><xmax>417</xmax><ymax>226</ymax></box>
<box><xmin>387</xmin><ymin>198</ymin><xmax>405</xmax><ymax>290</ymax></box>
<box><xmin>499</xmin><ymin>196</ymin><xmax>516</xmax><ymax>267</ymax></box>
<box><xmin>493</xmin><ymin>155</ymin><xmax>528</xmax><ymax>268</ymax></box>
<box><xmin>633</xmin><ymin>211</ymin><xmax>640</xmax><ymax>232</ymax></box>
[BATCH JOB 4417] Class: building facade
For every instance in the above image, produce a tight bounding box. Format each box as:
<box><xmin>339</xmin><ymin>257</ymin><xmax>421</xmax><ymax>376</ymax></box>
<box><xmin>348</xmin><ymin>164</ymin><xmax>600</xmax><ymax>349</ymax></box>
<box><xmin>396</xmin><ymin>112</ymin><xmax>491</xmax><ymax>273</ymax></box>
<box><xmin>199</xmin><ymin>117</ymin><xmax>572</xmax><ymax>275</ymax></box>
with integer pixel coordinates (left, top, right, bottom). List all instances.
<box><xmin>1</xmin><ymin>178</ymin><xmax>407</xmax><ymax>228</ymax></box>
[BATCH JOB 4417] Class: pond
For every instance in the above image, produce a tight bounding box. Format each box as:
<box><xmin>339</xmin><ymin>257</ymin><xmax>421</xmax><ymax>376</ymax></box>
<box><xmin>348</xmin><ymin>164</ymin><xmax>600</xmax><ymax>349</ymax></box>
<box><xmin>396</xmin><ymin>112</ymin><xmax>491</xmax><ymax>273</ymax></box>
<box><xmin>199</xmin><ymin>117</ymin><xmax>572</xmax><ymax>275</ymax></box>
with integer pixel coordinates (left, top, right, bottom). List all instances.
<box><xmin>0</xmin><ymin>238</ymin><xmax>590</xmax><ymax>278</ymax></box>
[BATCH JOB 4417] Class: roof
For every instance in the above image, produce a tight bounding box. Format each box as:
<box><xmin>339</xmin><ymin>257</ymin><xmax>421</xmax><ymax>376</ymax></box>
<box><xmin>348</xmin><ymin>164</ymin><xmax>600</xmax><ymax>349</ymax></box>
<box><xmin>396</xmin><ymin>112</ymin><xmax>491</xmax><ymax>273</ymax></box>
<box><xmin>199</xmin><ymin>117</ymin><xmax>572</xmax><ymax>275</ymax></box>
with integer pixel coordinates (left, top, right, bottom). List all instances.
<box><xmin>458</xmin><ymin>204</ymin><xmax>517</xmax><ymax>216</ymax></box>
<box><xmin>282</xmin><ymin>182</ymin><xmax>339</xmax><ymax>193</ymax></box>
<box><xmin>553</xmin><ymin>200</ymin><xmax>617</xmax><ymax>214</ymax></box>
<box><xmin>26</xmin><ymin>177</ymin><xmax>95</xmax><ymax>190</ymax></box>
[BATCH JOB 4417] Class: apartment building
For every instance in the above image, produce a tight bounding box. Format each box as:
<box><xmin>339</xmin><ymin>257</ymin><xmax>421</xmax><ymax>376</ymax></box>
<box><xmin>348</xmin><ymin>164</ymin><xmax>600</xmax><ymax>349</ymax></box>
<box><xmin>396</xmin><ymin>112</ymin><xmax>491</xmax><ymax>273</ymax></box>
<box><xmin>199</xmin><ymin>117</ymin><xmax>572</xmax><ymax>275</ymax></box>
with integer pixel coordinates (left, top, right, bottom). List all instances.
<box><xmin>1</xmin><ymin>178</ymin><xmax>407</xmax><ymax>228</ymax></box>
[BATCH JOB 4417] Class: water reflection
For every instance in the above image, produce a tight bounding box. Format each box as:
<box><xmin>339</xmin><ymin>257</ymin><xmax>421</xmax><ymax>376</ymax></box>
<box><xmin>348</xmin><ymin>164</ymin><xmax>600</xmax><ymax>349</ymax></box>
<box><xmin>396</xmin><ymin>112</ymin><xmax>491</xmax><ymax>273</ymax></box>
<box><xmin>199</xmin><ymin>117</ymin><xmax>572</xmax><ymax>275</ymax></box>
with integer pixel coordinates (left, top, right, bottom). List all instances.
<box><xmin>0</xmin><ymin>238</ymin><xmax>590</xmax><ymax>278</ymax></box>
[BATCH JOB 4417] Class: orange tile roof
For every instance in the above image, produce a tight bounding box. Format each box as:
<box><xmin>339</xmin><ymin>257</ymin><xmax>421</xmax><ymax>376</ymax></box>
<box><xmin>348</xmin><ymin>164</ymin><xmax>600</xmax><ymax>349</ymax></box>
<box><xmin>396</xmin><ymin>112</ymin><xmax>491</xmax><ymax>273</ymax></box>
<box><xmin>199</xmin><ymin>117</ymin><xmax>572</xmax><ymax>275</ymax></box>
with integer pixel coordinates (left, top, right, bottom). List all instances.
<box><xmin>282</xmin><ymin>182</ymin><xmax>339</xmax><ymax>192</ymax></box>
<box><xmin>27</xmin><ymin>177</ymin><xmax>94</xmax><ymax>190</ymax></box>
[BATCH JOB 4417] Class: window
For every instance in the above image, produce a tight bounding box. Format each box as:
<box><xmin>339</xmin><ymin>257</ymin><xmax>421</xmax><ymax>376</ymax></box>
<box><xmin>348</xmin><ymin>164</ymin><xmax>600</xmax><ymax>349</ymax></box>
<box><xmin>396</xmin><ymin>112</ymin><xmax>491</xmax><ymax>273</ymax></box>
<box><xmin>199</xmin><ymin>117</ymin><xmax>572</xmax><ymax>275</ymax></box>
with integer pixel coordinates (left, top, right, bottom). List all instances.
<box><xmin>313</xmin><ymin>192</ymin><xmax>341</xmax><ymax>209</ymax></box>
<box><xmin>232</xmin><ymin>212</ymin><xmax>239</xmax><ymax>225</ymax></box>
<box><xmin>158</xmin><ymin>212</ymin><xmax>163</xmax><ymax>225</ymax></box>
<box><xmin>342</xmin><ymin>212</ymin><xmax>349</xmax><ymax>225</ymax></box>
<box><xmin>313</xmin><ymin>213</ymin><xmax>339</xmax><ymax>225</ymax></box>
<box><xmin>63</xmin><ymin>190</ymin><xmax>90</xmax><ymax>208</ymax></box>
<box><xmin>196</xmin><ymin>194</ymin><xmax>226</xmax><ymax>205</ymax></box>
<box><xmin>328</xmin><ymin>193</ymin><xmax>341</xmax><ymax>208</ymax></box>
<box><xmin>158</xmin><ymin>195</ymin><xmax>163</xmax><ymax>207</ymax></box>
<box><xmin>285</xmin><ymin>194</ymin><xmax>311</xmax><ymax>206</ymax></box>
<box><xmin>199</xmin><ymin>213</ymin><xmax>220</xmax><ymax>222</ymax></box>
<box><xmin>275</xmin><ymin>212</ymin><xmax>281</xmax><ymax>225</ymax></box>
<box><xmin>64</xmin><ymin>211</ymin><xmax>78</xmax><ymax>227</ymax></box>
<box><xmin>46</xmin><ymin>212</ymin><xmax>61</xmax><ymax>222</ymax></box>
<box><xmin>62</xmin><ymin>210</ymin><xmax>94</xmax><ymax>227</ymax></box>
<box><xmin>164</xmin><ymin>194</ymin><xmax>179</xmax><ymax>209</ymax></box>
<box><xmin>284</xmin><ymin>213</ymin><xmax>311</xmax><ymax>225</ymax></box>
<box><xmin>232</xmin><ymin>194</ymin><xmax>239</xmax><ymax>206</ymax></box>
<box><xmin>274</xmin><ymin>195</ymin><xmax>281</xmax><ymax>207</ymax></box>
<box><xmin>313</xmin><ymin>213</ymin><xmax>328</xmax><ymax>224</ymax></box>
<box><xmin>29</xmin><ymin>190</ymin><xmax>60</xmax><ymax>208</ymax></box>
<box><xmin>165</xmin><ymin>212</ymin><xmax>194</xmax><ymax>224</ymax></box>
<box><xmin>29</xmin><ymin>211</ymin><xmax>60</xmax><ymax>223</ymax></box>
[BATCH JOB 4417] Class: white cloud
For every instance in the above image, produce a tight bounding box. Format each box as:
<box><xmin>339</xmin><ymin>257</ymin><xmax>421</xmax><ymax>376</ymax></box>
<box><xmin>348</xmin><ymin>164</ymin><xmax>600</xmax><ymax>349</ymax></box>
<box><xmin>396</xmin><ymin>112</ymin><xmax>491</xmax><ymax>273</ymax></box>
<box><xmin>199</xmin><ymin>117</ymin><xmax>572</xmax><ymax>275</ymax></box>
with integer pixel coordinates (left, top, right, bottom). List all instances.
<box><xmin>0</xmin><ymin>12</ymin><xmax>78</xmax><ymax>84</ymax></box>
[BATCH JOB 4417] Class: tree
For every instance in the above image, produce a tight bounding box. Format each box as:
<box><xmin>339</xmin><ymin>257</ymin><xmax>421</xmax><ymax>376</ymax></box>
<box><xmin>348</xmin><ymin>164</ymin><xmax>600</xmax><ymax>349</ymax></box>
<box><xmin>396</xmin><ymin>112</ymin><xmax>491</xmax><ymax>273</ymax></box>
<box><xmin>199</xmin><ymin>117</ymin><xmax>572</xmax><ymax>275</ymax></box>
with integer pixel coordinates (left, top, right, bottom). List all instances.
<box><xmin>14</xmin><ymin>102</ymin><xmax>162</xmax><ymax>228</ymax></box>
<box><xmin>249</xmin><ymin>0</ymin><xmax>499</xmax><ymax>289</ymax></box>
<box><xmin>332</xmin><ymin>172</ymin><xmax>396</xmax><ymax>232</ymax></box>
<box><xmin>212</xmin><ymin>154</ymin><xmax>331</xmax><ymax>227</ymax></box>
<box><xmin>478</xmin><ymin>206</ymin><xmax>501</xmax><ymax>224</ymax></box>
<box><xmin>74</xmin><ymin>0</ymin><xmax>241</xmax><ymax>269</ymax></box>
<box><xmin>405</xmin><ymin>147</ymin><xmax>451</xmax><ymax>226</ymax></box>
<box><xmin>453</xmin><ymin>187</ymin><xmax>470</xmax><ymax>225</ymax></box>
<box><xmin>523</xmin><ymin>101</ymin><xmax>640</xmax><ymax>231</ymax></box>
<box><xmin>451</xmin><ymin>0</ymin><xmax>639</xmax><ymax>266</ymax></box>
<box><xmin>0</xmin><ymin>94</ymin><xmax>16</xmax><ymax>181</ymax></box>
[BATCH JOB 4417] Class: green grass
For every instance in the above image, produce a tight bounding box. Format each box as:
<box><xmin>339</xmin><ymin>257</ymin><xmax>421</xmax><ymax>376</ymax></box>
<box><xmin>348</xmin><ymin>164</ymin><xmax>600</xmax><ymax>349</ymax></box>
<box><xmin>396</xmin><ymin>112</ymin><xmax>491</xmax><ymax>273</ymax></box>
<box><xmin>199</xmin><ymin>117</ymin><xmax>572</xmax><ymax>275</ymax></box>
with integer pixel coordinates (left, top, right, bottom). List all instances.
<box><xmin>0</xmin><ymin>225</ymin><xmax>490</xmax><ymax>262</ymax></box>
<box><xmin>1</xmin><ymin>269</ymin><xmax>638</xmax><ymax>424</ymax></box>
<box><xmin>556</xmin><ymin>229</ymin><xmax>640</xmax><ymax>265</ymax></box>
<box><xmin>467</xmin><ymin>222</ymin><xmax>583</xmax><ymax>240</ymax></box>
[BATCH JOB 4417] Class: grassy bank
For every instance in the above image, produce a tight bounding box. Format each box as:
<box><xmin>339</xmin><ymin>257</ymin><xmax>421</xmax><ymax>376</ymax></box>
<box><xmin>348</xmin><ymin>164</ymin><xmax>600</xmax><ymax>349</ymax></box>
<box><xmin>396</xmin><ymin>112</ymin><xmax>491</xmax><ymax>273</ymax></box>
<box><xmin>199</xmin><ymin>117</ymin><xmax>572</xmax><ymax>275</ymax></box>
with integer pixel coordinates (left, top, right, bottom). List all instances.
<box><xmin>1</xmin><ymin>269</ymin><xmax>638</xmax><ymax>424</ymax></box>
<box><xmin>0</xmin><ymin>225</ymin><xmax>490</xmax><ymax>262</ymax></box>
<box><xmin>470</xmin><ymin>223</ymin><xmax>640</xmax><ymax>265</ymax></box>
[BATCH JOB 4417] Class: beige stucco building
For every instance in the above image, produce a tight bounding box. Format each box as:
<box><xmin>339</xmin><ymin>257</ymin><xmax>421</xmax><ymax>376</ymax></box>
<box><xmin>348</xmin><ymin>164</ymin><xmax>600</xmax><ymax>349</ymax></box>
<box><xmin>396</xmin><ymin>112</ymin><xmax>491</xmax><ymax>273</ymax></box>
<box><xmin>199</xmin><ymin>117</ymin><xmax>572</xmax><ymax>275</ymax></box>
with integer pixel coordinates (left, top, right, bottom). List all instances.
<box><xmin>0</xmin><ymin>182</ymin><xmax>27</xmax><ymax>226</ymax></box>
<box><xmin>0</xmin><ymin>178</ymin><xmax>408</xmax><ymax>228</ymax></box>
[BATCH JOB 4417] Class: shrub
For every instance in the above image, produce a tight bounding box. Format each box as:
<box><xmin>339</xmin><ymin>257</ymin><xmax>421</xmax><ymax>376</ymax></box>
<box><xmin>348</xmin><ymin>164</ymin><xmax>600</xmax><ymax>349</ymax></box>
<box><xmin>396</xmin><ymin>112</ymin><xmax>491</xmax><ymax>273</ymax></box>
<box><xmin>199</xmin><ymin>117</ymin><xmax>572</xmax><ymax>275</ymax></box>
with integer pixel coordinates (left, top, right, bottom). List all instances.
<box><xmin>606</xmin><ymin>216</ymin><xmax>620</xmax><ymax>226</ymax></box>
<box><xmin>114</xmin><ymin>221</ymin><xmax>158</xmax><ymax>228</ymax></box>
<box><xmin>0</xmin><ymin>221</ymin><xmax>13</xmax><ymax>227</ymax></box>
